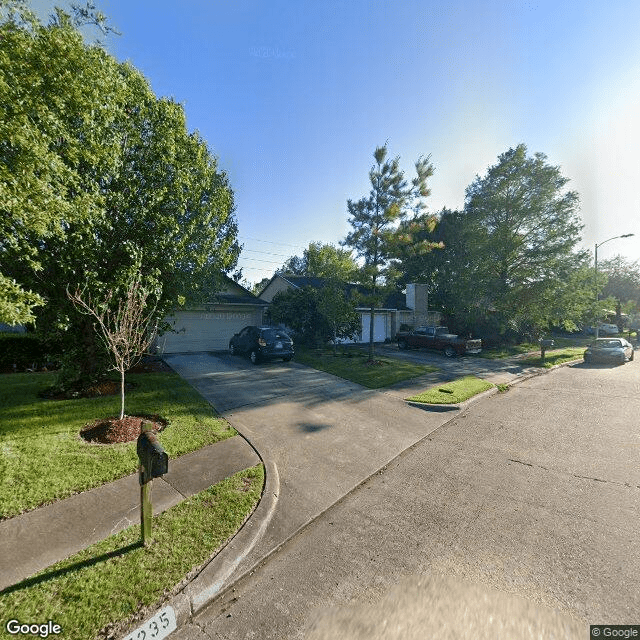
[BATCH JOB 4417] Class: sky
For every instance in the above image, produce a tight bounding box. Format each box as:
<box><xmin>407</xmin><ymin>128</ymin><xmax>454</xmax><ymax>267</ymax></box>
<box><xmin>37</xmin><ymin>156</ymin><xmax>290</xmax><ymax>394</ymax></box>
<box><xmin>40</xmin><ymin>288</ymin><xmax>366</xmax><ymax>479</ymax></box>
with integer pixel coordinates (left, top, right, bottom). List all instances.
<box><xmin>31</xmin><ymin>0</ymin><xmax>640</xmax><ymax>286</ymax></box>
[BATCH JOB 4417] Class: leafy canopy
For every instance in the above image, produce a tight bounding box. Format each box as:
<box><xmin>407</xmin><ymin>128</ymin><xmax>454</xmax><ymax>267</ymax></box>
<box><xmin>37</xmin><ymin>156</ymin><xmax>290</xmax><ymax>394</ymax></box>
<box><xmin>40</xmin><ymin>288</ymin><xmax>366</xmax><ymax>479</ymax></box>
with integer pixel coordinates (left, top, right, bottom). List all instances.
<box><xmin>268</xmin><ymin>284</ymin><xmax>359</xmax><ymax>347</ymax></box>
<box><xmin>0</xmin><ymin>3</ymin><xmax>239</xmax><ymax>382</ymax></box>
<box><xmin>599</xmin><ymin>255</ymin><xmax>640</xmax><ymax>309</ymax></box>
<box><xmin>463</xmin><ymin>144</ymin><xmax>588</xmax><ymax>336</ymax></box>
<box><xmin>392</xmin><ymin>145</ymin><xmax>592</xmax><ymax>341</ymax></box>
<box><xmin>277</xmin><ymin>242</ymin><xmax>358</xmax><ymax>281</ymax></box>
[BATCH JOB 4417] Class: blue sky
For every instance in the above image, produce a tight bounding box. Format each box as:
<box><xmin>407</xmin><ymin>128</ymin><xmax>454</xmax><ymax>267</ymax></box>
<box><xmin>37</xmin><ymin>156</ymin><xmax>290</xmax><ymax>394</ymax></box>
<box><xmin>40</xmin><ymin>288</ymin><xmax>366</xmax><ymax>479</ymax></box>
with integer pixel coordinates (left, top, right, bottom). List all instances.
<box><xmin>32</xmin><ymin>0</ymin><xmax>640</xmax><ymax>285</ymax></box>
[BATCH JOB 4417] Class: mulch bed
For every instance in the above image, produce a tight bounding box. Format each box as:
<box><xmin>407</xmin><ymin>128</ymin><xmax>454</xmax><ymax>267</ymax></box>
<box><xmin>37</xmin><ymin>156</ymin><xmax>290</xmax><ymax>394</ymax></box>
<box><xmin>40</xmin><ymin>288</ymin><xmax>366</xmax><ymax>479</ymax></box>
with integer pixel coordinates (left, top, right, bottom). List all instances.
<box><xmin>39</xmin><ymin>379</ymin><xmax>136</xmax><ymax>400</ymax></box>
<box><xmin>80</xmin><ymin>414</ymin><xmax>169</xmax><ymax>444</ymax></box>
<box><xmin>128</xmin><ymin>356</ymin><xmax>174</xmax><ymax>373</ymax></box>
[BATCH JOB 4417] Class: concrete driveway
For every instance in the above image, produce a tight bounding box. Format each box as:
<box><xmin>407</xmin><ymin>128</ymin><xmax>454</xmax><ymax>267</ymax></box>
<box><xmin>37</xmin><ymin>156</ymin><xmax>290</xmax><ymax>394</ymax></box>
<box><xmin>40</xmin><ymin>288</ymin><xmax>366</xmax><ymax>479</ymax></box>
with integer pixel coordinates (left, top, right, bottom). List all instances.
<box><xmin>163</xmin><ymin>352</ymin><xmax>462</xmax><ymax>575</ymax></box>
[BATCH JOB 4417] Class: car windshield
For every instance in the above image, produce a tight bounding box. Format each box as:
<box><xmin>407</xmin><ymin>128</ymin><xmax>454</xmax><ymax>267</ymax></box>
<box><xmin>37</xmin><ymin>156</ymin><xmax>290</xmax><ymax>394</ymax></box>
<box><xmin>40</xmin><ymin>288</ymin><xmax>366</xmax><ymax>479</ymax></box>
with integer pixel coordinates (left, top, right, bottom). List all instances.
<box><xmin>261</xmin><ymin>329</ymin><xmax>289</xmax><ymax>341</ymax></box>
<box><xmin>593</xmin><ymin>340</ymin><xmax>622</xmax><ymax>349</ymax></box>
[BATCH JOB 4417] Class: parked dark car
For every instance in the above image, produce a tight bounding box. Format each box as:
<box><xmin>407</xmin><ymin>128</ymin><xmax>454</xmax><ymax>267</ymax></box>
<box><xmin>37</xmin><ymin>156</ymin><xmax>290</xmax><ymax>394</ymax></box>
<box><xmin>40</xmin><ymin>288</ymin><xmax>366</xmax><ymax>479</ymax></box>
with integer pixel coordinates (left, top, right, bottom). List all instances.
<box><xmin>229</xmin><ymin>326</ymin><xmax>294</xmax><ymax>364</ymax></box>
<box><xmin>583</xmin><ymin>338</ymin><xmax>634</xmax><ymax>365</ymax></box>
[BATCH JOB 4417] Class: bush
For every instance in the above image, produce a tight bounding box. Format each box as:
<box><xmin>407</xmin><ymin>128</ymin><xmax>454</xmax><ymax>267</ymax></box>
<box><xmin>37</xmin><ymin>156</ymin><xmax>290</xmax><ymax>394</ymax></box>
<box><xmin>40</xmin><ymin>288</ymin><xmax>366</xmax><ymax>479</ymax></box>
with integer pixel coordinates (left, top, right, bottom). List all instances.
<box><xmin>0</xmin><ymin>333</ymin><xmax>52</xmax><ymax>371</ymax></box>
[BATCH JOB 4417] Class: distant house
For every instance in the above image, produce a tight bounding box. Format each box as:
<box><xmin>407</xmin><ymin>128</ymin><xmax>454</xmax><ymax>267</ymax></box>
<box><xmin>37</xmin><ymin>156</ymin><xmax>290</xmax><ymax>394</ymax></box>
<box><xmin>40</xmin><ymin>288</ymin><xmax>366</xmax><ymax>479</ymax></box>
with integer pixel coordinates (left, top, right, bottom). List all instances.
<box><xmin>258</xmin><ymin>274</ymin><xmax>439</xmax><ymax>343</ymax></box>
<box><xmin>0</xmin><ymin>323</ymin><xmax>26</xmax><ymax>333</ymax></box>
<box><xmin>155</xmin><ymin>275</ymin><xmax>268</xmax><ymax>353</ymax></box>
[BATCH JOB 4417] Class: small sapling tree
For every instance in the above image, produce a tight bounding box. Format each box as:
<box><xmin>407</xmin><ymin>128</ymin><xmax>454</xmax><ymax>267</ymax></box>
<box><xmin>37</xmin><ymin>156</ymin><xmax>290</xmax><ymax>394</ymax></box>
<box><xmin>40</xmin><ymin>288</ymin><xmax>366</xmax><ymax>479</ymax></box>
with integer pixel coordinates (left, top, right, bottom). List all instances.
<box><xmin>68</xmin><ymin>273</ymin><xmax>160</xmax><ymax>420</ymax></box>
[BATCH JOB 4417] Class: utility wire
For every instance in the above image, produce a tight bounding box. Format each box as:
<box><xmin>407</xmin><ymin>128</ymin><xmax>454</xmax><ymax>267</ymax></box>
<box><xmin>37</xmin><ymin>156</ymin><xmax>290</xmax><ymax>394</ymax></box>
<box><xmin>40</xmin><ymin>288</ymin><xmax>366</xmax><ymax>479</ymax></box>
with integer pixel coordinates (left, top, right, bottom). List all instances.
<box><xmin>239</xmin><ymin>236</ymin><xmax>306</xmax><ymax>250</ymax></box>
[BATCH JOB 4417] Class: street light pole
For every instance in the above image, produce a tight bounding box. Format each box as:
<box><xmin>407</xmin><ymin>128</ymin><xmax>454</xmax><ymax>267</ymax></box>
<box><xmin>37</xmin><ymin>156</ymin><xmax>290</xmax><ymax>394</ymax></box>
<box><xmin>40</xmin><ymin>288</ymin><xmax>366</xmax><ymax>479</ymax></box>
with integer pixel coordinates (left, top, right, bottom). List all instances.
<box><xmin>594</xmin><ymin>233</ymin><xmax>635</xmax><ymax>339</ymax></box>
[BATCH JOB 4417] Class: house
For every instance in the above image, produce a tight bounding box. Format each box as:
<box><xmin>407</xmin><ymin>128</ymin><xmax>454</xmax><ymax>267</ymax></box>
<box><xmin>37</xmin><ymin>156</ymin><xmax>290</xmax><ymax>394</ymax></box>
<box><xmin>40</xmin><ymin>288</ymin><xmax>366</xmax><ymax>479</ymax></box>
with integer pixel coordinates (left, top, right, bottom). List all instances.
<box><xmin>258</xmin><ymin>274</ymin><xmax>439</xmax><ymax>343</ymax></box>
<box><xmin>155</xmin><ymin>276</ymin><xmax>268</xmax><ymax>353</ymax></box>
<box><xmin>0</xmin><ymin>323</ymin><xmax>26</xmax><ymax>333</ymax></box>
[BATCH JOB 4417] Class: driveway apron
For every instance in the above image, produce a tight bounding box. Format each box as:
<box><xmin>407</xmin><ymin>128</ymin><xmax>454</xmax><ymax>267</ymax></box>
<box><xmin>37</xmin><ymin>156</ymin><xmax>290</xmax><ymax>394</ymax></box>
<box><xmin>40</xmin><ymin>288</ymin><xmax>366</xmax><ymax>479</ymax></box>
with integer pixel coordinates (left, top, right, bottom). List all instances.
<box><xmin>163</xmin><ymin>353</ymin><xmax>456</xmax><ymax>576</ymax></box>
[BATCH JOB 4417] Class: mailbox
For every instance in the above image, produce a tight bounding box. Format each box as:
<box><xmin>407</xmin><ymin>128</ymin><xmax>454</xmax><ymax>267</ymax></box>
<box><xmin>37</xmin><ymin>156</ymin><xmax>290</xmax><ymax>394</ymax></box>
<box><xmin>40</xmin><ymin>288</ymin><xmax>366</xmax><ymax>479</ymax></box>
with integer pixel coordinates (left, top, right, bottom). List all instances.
<box><xmin>540</xmin><ymin>339</ymin><xmax>555</xmax><ymax>349</ymax></box>
<box><xmin>137</xmin><ymin>429</ymin><xmax>168</xmax><ymax>482</ymax></box>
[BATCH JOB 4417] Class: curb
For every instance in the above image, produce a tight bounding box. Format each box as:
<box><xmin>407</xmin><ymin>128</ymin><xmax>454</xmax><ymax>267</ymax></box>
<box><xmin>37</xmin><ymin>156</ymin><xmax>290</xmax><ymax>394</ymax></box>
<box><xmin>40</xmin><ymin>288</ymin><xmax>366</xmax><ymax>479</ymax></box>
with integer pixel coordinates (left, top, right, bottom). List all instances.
<box><xmin>403</xmin><ymin>357</ymin><xmax>585</xmax><ymax>411</ymax></box>
<box><xmin>499</xmin><ymin>357</ymin><xmax>584</xmax><ymax>388</ymax></box>
<box><xmin>405</xmin><ymin>384</ymin><xmax>500</xmax><ymax>412</ymax></box>
<box><xmin>167</xmin><ymin>457</ymin><xmax>279</xmax><ymax>629</ymax></box>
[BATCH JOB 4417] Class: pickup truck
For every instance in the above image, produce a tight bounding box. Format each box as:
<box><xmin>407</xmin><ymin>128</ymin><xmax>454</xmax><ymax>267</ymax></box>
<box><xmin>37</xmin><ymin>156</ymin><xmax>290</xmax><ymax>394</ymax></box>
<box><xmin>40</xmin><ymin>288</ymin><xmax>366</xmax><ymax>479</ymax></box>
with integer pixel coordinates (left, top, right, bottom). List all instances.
<box><xmin>396</xmin><ymin>326</ymin><xmax>482</xmax><ymax>357</ymax></box>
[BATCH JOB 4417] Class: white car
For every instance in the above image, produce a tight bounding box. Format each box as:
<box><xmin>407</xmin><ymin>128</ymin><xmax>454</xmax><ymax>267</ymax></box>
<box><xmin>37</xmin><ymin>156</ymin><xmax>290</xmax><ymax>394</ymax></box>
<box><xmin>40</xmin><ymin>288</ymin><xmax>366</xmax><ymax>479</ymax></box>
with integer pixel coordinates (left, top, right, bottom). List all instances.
<box><xmin>584</xmin><ymin>338</ymin><xmax>634</xmax><ymax>364</ymax></box>
<box><xmin>598</xmin><ymin>323</ymin><xmax>620</xmax><ymax>335</ymax></box>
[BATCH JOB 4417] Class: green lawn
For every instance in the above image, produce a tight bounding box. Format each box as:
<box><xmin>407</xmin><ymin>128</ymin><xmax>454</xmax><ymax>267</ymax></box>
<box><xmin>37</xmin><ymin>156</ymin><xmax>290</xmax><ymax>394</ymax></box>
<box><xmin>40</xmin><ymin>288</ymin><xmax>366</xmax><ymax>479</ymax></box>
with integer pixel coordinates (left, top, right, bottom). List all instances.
<box><xmin>0</xmin><ymin>465</ymin><xmax>263</xmax><ymax>640</ymax></box>
<box><xmin>406</xmin><ymin>376</ymin><xmax>494</xmax><ymax>404</ymax></box>
<box><xmin>519</xmin><ymin>346</ymin><xmax>585</xmax><ymax>368</ymax></box>
<box><xmin>477</xmin><ymin>342</ymin><xmax>541</xmax><ymax>359</ymax></box>
<box><xmin>479</xmin><ymin>336</ymin><xmax>594</xmax><ymax>359</ymax></box>
<box><xmin>295</xmin><ymin>346</ymin><xmax>438</xmax><ymax>388</ymax></box>
<box><xmin>0</xmin><ymin>371</ymin><xmax>236</xmax><ymax>519</ymax></box>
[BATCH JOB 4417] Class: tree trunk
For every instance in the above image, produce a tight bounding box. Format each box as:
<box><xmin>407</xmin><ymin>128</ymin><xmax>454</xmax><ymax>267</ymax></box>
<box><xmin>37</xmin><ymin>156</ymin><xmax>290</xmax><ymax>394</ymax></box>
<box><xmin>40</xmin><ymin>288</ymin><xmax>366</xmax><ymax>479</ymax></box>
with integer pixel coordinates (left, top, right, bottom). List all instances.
<box><xmin>368</xmin><ymin>306</ymin><xmax>375</xmax><ymax>361</ymax></box>
<box><xmin>120</xmin><ymin>368</ymin><xmax>125</xmax><ymax>420</ymax></box>
<box><xmin>80</xmin><ymin>317</ymin><xmax>99</xmax><ymax>382</ymax></box>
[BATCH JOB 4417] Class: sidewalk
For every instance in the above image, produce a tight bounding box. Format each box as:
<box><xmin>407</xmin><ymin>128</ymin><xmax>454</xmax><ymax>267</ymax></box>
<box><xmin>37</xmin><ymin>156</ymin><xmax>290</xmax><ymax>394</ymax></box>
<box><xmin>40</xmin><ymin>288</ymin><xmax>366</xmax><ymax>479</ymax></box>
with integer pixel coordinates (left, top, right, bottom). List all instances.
<box><xmin>0</xmin><ymin>434</ymin><xmax>260</xmax><ymax>591</ymax></box>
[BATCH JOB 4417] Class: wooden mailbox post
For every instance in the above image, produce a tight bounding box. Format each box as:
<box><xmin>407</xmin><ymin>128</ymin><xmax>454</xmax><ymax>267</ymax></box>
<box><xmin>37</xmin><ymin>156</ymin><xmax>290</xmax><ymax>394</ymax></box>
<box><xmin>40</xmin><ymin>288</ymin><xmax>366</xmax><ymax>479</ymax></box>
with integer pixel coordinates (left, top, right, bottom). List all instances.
<box><xmin>540</xmin><ymin>339</ymin><xmax>555</xmax><ymax>364</ymax></box>
<box><xmin>137</xmin><ymin>422</ymin><xmax>169</xmax><ymax>546</ymax></box>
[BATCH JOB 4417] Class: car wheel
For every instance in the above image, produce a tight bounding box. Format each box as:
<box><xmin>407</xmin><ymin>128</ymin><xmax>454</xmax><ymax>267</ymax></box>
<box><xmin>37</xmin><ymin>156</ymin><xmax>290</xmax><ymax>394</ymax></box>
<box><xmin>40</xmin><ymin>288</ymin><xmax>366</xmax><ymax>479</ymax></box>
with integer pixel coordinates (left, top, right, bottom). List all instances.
<box><xmin>398</xmin><ymin>339</ymin><xmax>408</xmax><ymax>350</ymax></box>
<box><xmin>283</xmin><ymin>356</ymin><xmax>292</xmax><ymax>362</ymax></box>
<box><xmin>630</xmin><ymin>351</ymin><xmax>635</xmax><ymax>361</ymax></box>
<box><xmin>444</xmin><ymin>346</ymin><xmax>456</xmax><ymax>358</ymax></box>
<box><xmin>250</xmin><ymin>350</ymin><xmax>259</xmax><ymax>364</ymax></box>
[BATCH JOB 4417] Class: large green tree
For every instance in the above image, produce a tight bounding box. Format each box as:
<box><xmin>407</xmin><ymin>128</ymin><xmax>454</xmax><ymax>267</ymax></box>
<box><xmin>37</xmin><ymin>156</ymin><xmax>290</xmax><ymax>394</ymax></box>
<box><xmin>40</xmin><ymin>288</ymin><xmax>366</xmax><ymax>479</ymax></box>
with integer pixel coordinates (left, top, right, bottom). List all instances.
<box><xmin>316</xmin><ymin>282</ymin><xmax>360</xmax><ymax>352</ymax></box>
<box><xmin>0</xmin><ymin>4</ymin><xmax>239</xmax><ymax>382</ymax></box>
<box><xmin>268</xmin><ymin>284</ymin><xmax>359</xmax><ymax>347</ymax></box>
<box><xmin>599</xmin><ymin>255</ymin><xmax>640</xmax><ymax>325</ymax></box>
<box><xmin>462</xmin><ymin>144</ymin><xmax>590</xmax><ymax>339</ymax></box>
<box><xmin>267</xmin><ymin>287</ymin><xmax>329</xmax><ymax>346</ymax></box>
<box><xmin>392</xmin><ymin>146</ymin><xmax>593</xmax><ymax>341</ymax></box>
<box><xmin>343</xmin><ymin>144</ymin><xmax>434</xmax><ymax>360</ymax></box>
<box><xmin>0</xmin><ymin>1</ymin><xmax>108</xmax><ymax>325</ymax></box>
<box><xmin>277</xmin><ymin>242</ymin><xmax>358</xmax><ymax>281</ymax></box>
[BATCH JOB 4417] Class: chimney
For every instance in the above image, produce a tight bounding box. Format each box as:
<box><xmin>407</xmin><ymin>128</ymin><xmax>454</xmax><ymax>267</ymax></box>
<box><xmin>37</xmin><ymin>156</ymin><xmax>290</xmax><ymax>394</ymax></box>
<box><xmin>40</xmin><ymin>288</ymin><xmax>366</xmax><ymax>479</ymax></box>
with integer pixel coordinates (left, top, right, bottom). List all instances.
<box><xmin>406</xmin><ymin>284</ymin><xmax>429</xmax><ymax>326</ymax></box>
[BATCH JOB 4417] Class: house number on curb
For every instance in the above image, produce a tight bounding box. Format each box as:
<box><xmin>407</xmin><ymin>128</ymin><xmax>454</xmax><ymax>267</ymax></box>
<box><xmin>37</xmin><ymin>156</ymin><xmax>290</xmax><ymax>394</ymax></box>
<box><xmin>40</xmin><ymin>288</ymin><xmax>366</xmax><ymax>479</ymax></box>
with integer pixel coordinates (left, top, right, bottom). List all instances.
<box><xmin>122</xmin><ymin>606</ymin><xmax>176</xmax><ymax>640</ymax></box>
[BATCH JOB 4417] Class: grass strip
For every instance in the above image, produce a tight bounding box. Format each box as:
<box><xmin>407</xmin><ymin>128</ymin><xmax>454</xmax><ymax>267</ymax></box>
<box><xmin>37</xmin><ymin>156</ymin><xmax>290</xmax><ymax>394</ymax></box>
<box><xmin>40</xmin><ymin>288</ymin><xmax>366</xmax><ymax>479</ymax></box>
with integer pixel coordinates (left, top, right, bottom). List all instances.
<box><xmin>295</xmin><ymin>347</ymin><xmax>438</xmax><ymax>389</ymax></box>
<box><xmin>0</xmin><ymin>371</ymin><xmax>236</xmax><ymax>518</ymax></box>
<box><xmin>477</xmin><ymin>342</ymin><xmax>541</xmax><ymax>359</ymax></box>
<box><xmin>478</xmin><ymin>337</ymin><xmax>593</xmax><ymax>359</ymax></box>
<box><xmin>1</xmin><ymin>465</ymin><xmax>263</xmax><ymax>640</ymax></box>
<box><xmin>518</xmin><ymin>347</ymin><xmax>585</xmax><ymax>368</ymax></box>
<box><xmin>406</xmin><ymin>376</ymin><xmax>494</xmax><ymax>404</ymax></box>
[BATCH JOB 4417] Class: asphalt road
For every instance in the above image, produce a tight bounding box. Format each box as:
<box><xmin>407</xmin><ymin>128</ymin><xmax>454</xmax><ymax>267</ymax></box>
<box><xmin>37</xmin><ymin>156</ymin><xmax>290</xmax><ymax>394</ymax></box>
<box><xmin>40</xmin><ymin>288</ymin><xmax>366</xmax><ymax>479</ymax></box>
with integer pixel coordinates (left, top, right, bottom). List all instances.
<box><xmin>177</xmin><ymin>356</ymin><xmax>640</xmax><ymax>639</ymax></box>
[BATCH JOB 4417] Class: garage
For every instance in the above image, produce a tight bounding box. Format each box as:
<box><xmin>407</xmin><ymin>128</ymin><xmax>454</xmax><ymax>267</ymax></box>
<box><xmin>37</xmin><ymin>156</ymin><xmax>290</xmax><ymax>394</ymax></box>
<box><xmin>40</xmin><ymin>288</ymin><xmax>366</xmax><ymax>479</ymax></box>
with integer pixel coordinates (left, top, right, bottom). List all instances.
<box><xmin>154</xmin><ymin>277</ymin><xmax>267</xmax><ymax>354</ymax></box>
<box><xmin>359</xmin><ymin>312</ymin><xmax>389</xmax><ymax>343</ymax></box>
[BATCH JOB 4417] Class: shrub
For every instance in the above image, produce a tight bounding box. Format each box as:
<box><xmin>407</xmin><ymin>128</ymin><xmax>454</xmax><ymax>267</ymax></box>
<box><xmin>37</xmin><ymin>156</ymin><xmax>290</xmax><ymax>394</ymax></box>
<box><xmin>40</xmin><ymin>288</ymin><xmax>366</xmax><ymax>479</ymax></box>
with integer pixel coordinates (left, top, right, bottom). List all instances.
<box><xmin>0</xmin><ymin>333</ymin><xmax>52</xmax><ymax>370</ymax></box>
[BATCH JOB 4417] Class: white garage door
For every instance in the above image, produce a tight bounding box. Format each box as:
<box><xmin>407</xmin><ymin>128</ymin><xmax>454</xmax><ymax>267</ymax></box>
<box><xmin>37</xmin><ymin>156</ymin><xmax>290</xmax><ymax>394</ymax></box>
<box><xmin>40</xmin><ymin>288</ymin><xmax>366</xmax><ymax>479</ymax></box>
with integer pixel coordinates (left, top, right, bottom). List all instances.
<box><xmin>157</xmin><ymin>309</ymin><xmax>264</xmax><ymax>353</ymax></box>
<box><xmin>360</xmin><ymin>313</ymin><xmax>388</xmax><ymax>343</ymax></box>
